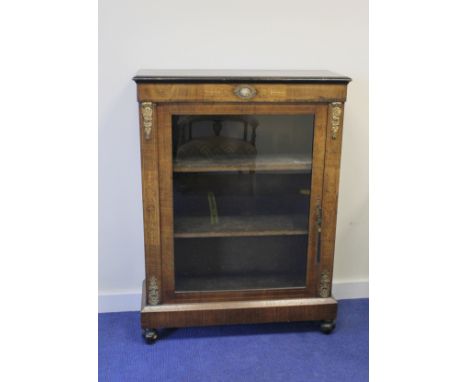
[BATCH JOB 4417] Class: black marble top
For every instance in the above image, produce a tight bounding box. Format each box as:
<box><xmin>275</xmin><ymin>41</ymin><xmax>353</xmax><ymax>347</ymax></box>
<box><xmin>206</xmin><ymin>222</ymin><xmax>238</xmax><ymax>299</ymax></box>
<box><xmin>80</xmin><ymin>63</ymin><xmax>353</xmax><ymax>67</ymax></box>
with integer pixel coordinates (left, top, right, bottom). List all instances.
<box><xmin>133</xmin><ymin>70</ymin><xmax>351</xmax><ymax>84</ymax></box>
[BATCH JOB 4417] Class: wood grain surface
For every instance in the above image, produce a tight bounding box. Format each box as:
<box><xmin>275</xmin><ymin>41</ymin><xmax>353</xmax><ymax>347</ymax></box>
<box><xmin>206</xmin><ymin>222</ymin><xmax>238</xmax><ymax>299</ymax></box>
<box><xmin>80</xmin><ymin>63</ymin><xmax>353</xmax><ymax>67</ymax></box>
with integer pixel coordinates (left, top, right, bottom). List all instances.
<box><xmin>137</xmin><ymin>83</ymin><xmax>347</xmax><ymax>103</ymax></box>
<box><xmin>136</xmin><ymin>78</ymin><xmax>349</xmax><ymax>329</ymax></box>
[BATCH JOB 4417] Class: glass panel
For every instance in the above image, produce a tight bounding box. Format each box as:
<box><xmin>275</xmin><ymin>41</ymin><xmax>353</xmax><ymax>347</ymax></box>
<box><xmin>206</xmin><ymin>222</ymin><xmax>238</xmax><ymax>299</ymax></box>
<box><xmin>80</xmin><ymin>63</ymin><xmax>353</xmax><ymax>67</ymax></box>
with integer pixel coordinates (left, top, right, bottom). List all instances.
<box><xmin>172</xmin><ymin>114</ymin><xmax>315</xmax><ymax>292</ymax></box>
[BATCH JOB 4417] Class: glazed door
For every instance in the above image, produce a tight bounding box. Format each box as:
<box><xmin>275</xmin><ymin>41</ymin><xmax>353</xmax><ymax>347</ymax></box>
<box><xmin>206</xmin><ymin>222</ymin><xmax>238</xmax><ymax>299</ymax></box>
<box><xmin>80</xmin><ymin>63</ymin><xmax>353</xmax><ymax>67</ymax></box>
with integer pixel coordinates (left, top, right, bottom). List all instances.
<box><xmin>157</xmin><ymin>103</ymin><xmax>328</xmax><ymax>302</ymax></box>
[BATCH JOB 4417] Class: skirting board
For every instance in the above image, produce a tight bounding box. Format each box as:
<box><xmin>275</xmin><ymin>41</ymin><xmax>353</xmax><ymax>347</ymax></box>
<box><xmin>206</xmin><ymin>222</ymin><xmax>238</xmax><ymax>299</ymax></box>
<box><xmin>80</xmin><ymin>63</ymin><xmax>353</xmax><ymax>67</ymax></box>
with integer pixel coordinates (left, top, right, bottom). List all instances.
<box><xmin>98</xmin><ymin>280</ymin><xmax>369</xmax><ymax>313</ymax></box>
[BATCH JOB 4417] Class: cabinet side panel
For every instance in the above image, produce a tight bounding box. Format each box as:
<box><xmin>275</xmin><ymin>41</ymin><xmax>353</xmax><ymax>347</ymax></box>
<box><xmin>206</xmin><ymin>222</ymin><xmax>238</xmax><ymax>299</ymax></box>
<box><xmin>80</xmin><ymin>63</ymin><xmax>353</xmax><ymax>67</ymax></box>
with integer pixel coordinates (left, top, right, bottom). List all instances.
<box><xmin>319</xmin><ymin>102</ymin><xmax>346</xmax><ymax>297</ymax></box>
<box><xmin>305</xmin><ymin>105</ymin><xmax>327</xmax><ymax>295</ymax></box>
<box><xmin>157</xmin><ymin>106</ymin><xmax>176</xmax><ymax>300</ymax></box>
<box><xmin>139</xmin><ymin>102</ymin><xmax>163</xmax><ymax>305</ymax></box>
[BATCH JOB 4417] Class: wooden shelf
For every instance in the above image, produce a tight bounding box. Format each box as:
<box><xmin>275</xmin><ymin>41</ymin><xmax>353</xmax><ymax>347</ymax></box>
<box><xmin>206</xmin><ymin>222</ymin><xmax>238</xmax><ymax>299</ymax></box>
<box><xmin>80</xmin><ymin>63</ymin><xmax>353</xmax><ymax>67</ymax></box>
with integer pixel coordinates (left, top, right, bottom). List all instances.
<box><xmin>174</xmin><ymin>214</ymin><xmax>309</xmax><ymax>238</ymax></box>
<box><xmin>173</xmin><ymin>154</ymin><xmax>312</xmax><ymax>173</ymax></box>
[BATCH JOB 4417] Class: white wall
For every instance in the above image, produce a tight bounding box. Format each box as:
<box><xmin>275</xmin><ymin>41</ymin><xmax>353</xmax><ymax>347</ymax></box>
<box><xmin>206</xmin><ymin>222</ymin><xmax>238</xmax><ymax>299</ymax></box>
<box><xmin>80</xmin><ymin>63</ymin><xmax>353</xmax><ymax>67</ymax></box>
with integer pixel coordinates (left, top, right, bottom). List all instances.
<box><xmin>99</xmin><ymin>0</ymin><xmax>368</xmax><ymax>311</ymax></box>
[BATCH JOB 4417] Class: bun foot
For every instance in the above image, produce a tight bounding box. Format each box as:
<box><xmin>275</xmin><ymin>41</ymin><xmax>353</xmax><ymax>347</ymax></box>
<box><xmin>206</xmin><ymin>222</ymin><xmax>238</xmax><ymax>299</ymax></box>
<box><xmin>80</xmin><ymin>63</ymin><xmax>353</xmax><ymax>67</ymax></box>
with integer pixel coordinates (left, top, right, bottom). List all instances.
<box><xmin>320</xmin><ymin>320</ymin><xmax>336</xmax><ymax>334</ymax></box>
<box><xmin>143</xmin><ymin>328</ymin><xmax>158</xmax><ymax>344</ymax></box>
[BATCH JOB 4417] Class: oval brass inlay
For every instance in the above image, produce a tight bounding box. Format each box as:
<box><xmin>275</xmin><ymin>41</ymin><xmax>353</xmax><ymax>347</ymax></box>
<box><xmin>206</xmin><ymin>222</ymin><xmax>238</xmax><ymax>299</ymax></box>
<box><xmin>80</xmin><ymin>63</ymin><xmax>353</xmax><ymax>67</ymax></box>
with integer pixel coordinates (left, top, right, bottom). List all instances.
<box><xmin>234</xmin><ymin>85</ymin><xmax>257</xmax><ymax>100</ymax></box>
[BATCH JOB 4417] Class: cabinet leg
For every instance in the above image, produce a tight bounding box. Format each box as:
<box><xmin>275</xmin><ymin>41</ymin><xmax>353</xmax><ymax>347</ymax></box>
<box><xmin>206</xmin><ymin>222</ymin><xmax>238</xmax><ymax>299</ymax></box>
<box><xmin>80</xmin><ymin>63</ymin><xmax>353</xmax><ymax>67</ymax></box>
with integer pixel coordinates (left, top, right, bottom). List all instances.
<box><xmin>320</xmin><ymin>320</ymin><xmax>336</xmax><ymax>334</ymax></box>
<box><xmin>143</xmin><ymin>328</ymin><xmax>158</xmax><ymax>344</ymax></box>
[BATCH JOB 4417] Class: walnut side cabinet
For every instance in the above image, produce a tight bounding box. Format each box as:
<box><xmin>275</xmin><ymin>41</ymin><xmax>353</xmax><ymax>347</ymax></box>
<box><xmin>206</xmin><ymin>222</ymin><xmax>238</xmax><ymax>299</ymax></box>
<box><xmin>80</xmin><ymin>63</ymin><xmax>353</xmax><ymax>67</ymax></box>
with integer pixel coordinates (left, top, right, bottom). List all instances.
<box><xmin>133</xmin><ymin>70</ymin><xmax>351</xmax><ymax>343</ymax></box>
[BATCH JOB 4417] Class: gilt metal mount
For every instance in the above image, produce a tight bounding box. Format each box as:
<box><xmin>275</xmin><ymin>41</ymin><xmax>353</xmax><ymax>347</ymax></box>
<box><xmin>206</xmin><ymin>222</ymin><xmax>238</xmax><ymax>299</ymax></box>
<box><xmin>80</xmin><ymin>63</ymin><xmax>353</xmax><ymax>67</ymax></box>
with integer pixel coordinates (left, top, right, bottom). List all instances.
<box><xmin>319</xmin><ymin>271</ymin><xmax>331</xmax><ymax>298</ymax></box>
<box><xmin>141</xmin><ymin>102</ymin><xmax>153</xmax><ymax>140</ymax></box>
<box><xmin>331</xmin><ymin>102</ymin><xmax>343</xmax><ymax>140</ymax></box>
<box><xmin>148</xmin><ymin>276</ymin><xmax>160</xmax><ymax>305</ymax></box>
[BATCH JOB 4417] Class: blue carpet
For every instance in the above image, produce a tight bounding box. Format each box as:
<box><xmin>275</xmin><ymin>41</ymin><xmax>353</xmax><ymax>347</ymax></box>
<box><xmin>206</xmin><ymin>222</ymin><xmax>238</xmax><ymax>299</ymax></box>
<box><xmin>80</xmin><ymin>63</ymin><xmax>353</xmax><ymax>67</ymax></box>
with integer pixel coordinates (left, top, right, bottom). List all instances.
<box><xmin>99</xmin><ymin>298</ymin><xmax>368</xmax><ymax>382</ymax></box>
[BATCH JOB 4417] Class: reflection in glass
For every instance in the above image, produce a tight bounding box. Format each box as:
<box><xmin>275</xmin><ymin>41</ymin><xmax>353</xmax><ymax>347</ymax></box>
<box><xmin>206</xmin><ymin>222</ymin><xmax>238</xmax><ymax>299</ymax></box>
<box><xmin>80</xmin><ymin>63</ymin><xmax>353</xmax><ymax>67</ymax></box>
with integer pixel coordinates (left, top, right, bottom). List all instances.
<box><xmin>172</xmin><ymin>114</ymin><xmax>315</xmax><ymax>292</ymax></box>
